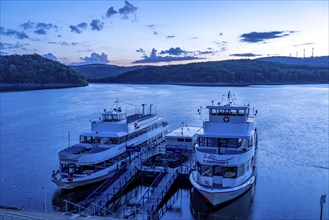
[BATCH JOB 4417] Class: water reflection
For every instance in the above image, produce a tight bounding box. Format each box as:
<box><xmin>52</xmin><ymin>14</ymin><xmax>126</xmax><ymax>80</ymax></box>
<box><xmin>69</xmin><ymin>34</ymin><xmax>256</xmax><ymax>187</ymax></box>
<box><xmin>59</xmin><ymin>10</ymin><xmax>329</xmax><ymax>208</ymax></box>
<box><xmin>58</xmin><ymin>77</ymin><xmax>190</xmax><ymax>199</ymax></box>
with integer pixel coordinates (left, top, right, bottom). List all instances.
<box><xmin>190</xmin><ymin>184</ymin><xmax>255</xmax><ymax>220</ymax></box>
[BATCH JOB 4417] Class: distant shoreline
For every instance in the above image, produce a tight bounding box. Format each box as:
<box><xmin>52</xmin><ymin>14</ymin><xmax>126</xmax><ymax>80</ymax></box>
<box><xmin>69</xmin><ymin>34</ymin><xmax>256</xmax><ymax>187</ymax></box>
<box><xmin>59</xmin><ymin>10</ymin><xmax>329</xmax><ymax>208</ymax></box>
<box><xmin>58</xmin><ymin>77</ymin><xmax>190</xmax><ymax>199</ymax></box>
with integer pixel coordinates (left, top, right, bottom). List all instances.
<box><xmin>0</xmin><ymin>83</ymin><xmax>88</xmax><ymax>92</ymax></box>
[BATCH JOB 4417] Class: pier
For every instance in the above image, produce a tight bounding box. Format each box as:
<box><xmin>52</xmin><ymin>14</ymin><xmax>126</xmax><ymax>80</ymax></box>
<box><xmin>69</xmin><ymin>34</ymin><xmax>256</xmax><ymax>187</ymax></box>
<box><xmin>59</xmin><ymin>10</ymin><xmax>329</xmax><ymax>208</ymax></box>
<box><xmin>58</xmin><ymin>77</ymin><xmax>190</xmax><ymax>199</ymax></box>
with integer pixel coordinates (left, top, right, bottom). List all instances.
<box><xmin>63</xmin><ymin>143</ymin><xmax>194</xmax><ymax>219</ymax></box>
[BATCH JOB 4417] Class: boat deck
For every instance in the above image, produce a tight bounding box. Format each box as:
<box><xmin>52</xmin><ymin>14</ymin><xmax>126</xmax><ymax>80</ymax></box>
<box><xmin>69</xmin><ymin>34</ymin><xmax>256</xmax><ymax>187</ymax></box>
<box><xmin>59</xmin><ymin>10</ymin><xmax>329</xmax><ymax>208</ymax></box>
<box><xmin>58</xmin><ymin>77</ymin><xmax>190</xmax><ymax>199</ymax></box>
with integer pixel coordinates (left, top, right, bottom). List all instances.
<box><xmin>59</xmin><ymin>145</ymin><xmax>108</xmax><ymax>155</ymax></box>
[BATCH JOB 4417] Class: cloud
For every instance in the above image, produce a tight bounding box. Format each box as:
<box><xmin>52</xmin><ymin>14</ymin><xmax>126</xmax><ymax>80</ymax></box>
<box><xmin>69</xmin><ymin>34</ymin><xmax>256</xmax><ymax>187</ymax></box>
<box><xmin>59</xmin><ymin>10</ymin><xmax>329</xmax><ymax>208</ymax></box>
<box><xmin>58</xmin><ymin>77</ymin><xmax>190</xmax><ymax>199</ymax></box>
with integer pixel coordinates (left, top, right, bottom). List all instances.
<box><xmin>136</xmin><ymin>48</ymin><xmax>145</xmax><ymax>53</ymax></box>
<box><xmin>20</xmin><ymin>21</ymin><xmax>58</xmax><ymax>35</ymax></box>
<box><xmin>160</xmin><ymin>47</ymin><xmax>186</xmax><ymax>56</ymax></box>
<box><xmin>0</xmin><ymin>42</ymin><xmax>29</xmax><ymax>50</ymax></box>
<box><xmin>106</xmin><ymin>7</ymin><xmax>118</xmax><ymax>17</ymax></box>
<box><xmin>240</xmin><ymin>31</ymin><xmax>296</xmax><ymax>43</ymax></box>
<box><xmin>0</xmin><ymin>27</ymin><xmax>29</xmax><ymax>39</ymax></box>
<box><xmin>230</xmin><ymin>53</ymin><xmax>261</xmax><ymax>57</ymax></box>
<box><xmin>34</xmin><ymin>29</ymin><xmax>46</xmax><ymax>35</ymax></box>
<box><xmin>42</xmin><ymin>53</ymin><xmax>58</xmax><ymax>61</ymax></box>
<box><xmin>90</xmin><ymin>19</ymin><xmax>104</xmax><ymax>31</ymax></box>
<box><xmin>133</xmin><ymin>48</ymin><xmax>202</xmax><ymax>64</ymax></box>
<box><xmin>70</xmin><ymin>22</ymin><xmax>88</xmax><ymax>33</ymax></box>
<box><xmin>167</xmin><ymin>35</ymin><xmax>175</xmax><ymax>39</ymax></box>
<box><xmin>119</xmin><ymin>1</ymin><xmax>138</xmax><ymax>19</ymax></box>
<box><xmin>146</xmin><ymin>24</ymin><xmax>159</xmax><ymax>35</ymax></box>
<box><xmin>79</xmin><ymin>52</ymin><xmax>110</xmax><ymax>65</ymax></box>
<box><xmin>219</xmin><ymin>32</ymin><xmax>223</xmax><ymax>36</ymax></box>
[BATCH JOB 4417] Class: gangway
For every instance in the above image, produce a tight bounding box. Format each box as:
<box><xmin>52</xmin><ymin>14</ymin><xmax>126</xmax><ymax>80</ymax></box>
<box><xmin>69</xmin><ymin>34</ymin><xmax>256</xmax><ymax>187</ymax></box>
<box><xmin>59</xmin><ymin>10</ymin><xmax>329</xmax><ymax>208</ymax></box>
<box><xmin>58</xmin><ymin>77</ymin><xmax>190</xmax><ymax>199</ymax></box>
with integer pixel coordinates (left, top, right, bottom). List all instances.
<box><xmin>132</xmin><ymin>169</ymin><xmax>179</xmax><ymax>219</ymax></box>
<box><xmin>88</xmin><ymin>166</ymin><xmax>141</xmax><ymax>216</ymax></box>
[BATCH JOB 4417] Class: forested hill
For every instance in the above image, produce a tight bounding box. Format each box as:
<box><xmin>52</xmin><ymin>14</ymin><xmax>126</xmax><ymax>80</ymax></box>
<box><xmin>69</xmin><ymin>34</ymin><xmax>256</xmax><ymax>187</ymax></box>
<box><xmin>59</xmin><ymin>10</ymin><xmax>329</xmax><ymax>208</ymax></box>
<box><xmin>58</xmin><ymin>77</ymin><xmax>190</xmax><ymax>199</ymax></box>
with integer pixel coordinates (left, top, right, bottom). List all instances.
<box><xmin>0</xmin><ymin>54</ymin><xmax>88</xmax><ymax>91</ymax></box>
<box><xmin>96</xmin><ymin>59</ymin><xmax>329</xmax><ymax>85</ymax></box>
<box><xmin>256</xmin><ymin>56</ymin><xmax>329</xmax><ymax>67</ymax></box>
<box><xmin>71</xmin><ymin>64</ymin><xmax>147</xmax><ymax>80</ymax></box>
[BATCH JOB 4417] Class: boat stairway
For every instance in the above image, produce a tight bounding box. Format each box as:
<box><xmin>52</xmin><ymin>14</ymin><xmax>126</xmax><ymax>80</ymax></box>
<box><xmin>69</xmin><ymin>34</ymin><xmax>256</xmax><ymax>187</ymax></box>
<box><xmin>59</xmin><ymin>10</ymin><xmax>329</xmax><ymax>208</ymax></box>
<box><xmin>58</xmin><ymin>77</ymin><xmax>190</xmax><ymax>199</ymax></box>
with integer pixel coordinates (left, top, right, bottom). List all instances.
<box><xmin>85</xmin><ymin>166</ymin><xmax>141</xmax><ymax>216</ymax></box>
<box><xmin>127</xmin><ymin>169</ymin><xmax>179</xmax><ymax>219</ymax></box>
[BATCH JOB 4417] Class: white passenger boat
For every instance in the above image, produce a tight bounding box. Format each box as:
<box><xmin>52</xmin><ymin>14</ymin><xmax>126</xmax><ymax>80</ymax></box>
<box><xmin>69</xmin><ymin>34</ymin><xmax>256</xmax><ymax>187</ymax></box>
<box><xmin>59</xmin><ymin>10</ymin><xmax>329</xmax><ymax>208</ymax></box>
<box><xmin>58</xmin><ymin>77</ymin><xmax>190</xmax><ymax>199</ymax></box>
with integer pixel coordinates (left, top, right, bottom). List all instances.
<box><xmin>189</xmin><ymin>92</ymin><xmax>258</xmax><ymax>206</ymax></box>
<box><xmin>52</xmin><ymin>100</ymin><xmax>169</xmax><ymax>189</ymax></box>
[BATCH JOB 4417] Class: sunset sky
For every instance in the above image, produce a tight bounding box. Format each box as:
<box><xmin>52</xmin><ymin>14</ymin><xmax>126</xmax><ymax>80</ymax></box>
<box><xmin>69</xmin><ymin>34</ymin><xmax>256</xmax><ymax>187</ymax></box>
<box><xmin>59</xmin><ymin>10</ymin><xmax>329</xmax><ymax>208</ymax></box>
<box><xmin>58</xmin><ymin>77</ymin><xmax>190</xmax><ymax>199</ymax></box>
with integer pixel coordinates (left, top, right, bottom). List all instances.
<box><xmin>1</xmin><ymin>1</ymin><xmax>328</xmax><ymax>66</ymax></box>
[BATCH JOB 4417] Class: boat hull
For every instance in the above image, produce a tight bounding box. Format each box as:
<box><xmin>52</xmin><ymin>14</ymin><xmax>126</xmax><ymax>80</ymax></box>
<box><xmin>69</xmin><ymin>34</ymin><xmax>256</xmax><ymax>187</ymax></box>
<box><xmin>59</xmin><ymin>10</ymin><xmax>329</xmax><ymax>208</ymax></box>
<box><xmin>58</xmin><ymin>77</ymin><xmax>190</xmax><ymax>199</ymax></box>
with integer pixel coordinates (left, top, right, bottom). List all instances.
<box><xmin>189</xmin><ymin>172</ymin><xmax>255</xmax><ymax>206</ymax></box>
<box><xmin>52</xmin><ymin>168</ymin><xmax>118</xmax><ymax>190</ymax></box>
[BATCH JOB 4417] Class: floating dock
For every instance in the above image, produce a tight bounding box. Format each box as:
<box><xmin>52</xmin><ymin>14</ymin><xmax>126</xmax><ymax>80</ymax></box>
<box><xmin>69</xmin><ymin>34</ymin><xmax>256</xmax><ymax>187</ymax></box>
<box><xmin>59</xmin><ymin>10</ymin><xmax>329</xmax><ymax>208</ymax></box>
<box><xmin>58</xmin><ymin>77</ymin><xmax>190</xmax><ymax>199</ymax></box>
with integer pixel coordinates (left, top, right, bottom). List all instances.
<box><xmin>62</xmin><ymin>126</ymin><xmax>200</xmax><ymax>219</ymax></box>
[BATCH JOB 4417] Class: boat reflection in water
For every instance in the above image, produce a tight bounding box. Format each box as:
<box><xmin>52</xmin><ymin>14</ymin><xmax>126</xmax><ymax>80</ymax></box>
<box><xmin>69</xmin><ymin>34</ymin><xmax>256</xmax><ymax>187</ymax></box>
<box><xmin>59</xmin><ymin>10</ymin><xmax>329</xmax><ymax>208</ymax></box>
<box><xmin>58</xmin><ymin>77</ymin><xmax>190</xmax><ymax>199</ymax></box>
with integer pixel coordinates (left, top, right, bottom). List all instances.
<box><xmin>190</xmin><ymin>184</ymin><xmax>256</xmax><ymax>220</ymax></box>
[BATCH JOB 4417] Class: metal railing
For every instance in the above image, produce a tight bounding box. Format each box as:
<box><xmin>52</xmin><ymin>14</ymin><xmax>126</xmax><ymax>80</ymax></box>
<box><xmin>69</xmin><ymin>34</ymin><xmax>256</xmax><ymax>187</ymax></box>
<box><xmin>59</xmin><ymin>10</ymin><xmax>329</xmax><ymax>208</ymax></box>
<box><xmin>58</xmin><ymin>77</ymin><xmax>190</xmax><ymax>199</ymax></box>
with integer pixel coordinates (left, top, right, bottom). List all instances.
<box><xmin>148</xmin><ymin>169</ymin><xmax>179</xmax><ymax>218</ymax></box>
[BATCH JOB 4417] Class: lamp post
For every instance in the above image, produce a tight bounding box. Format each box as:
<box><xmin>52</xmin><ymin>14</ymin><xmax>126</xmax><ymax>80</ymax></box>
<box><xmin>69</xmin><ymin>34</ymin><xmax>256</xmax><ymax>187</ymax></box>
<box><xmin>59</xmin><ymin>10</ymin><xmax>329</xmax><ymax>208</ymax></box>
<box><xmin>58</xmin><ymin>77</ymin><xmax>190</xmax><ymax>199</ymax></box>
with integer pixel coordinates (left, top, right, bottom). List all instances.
<box><xmin>320</xmin><ymin>194</ymin><xmax>326</xmax><ymax>220</ymax></box>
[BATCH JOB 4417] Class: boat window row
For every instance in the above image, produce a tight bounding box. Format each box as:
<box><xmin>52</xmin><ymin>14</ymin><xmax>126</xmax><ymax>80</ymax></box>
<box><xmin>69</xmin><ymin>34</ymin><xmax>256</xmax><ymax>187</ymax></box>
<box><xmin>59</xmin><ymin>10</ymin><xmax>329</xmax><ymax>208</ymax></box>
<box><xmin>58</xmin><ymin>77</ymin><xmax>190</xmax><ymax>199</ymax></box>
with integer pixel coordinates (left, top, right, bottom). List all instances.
<box><xmin>196</xmin><ymin>160</ymin><xmax>251</xmax><ymax>178</ymax></box>
<box><xmin>198</xmin><ymin>137</ymin><xmax>253</xmax><ymax>148</ymax></box>
<box><xmin>61</xmin><ymin>151</ymin><xmax>131</xmax><ymax>175</ymax></box>
<box><xmin>210</xmin><ymin>109</ymin><xmax>247</xmax><ymax>116</ymax></box>
<box><xmin>177</xmin><ymin>138</ymin><xmax>192</xmax><ymax>142</ymax></box>
<box><xmin>80</xmin><ymin>122</ymin><xmax>165</xmax><ymax>145</ymax></box>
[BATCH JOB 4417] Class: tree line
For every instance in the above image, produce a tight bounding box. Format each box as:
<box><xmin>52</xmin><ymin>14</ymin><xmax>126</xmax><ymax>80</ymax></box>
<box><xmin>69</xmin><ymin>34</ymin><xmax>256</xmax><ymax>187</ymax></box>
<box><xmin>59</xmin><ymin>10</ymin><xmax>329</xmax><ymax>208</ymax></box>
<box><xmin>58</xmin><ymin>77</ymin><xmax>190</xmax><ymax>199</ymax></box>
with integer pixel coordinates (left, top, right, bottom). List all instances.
<box><xmin>0</xmin><ymin>54</ymin><xmax>88</xmax><ymax>85</ymax></box>
<box><xmin>94</xmin><ymin>59</ymin><xmax>328</xmax><ymax>84</ymax></box>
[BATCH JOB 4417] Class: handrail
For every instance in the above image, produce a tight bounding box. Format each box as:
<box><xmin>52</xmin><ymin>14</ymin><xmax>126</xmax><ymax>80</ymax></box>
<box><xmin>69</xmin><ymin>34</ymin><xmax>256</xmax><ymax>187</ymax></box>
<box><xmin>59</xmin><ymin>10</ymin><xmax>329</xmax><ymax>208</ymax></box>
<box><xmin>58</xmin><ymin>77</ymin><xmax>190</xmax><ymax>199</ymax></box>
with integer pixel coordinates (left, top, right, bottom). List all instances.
<box><xmin>135</xmin><ymin>171</ymin><xmax>166</xmax><ymax>209</ymax></box>
<box><xmin>81</xmin><ymin>165</ymin><xmax>127</xmax><ymax>207</ymax></box>
<box><xmin>148</xmin><ymin>170</ymin><xmax>179</xmax><ymax>217</ymax></box>
<box><xmin>64</xmin><ymin>199</ymin><xmax>92</xmax><ymax>214</ymax></box>
<box><xmin>91</xmin><ymin>166</ymin><xmax>140</xmax><ymax>215</ymax></box>
<box><xmin>0</xmin><ymin>211</ymin><xmax>46</xmax><ymax>220</ymax></box>
<box><xmin>89</xmin><ymin>202</ymin><xmax>115</xmax><ymax>216</ymax></box>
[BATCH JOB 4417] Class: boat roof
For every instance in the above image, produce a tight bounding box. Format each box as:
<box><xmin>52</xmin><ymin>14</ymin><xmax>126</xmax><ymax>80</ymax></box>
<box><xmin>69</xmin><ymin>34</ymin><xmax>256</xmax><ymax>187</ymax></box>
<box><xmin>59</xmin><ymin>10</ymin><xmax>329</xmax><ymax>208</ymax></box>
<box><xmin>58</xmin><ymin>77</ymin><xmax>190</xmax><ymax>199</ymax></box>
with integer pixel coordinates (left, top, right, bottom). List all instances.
<box><xmin>197</xmin><ymin>125</ymin><xmax>254</xmax><ymax>138</ymax></box>
<box><xmin>81</xmin><ymin>131</ymin><xmax>128</xmax><ymax>138</ymax></box>
<box><xmin>166</xmin><ymin>126</ymin><xmax>202</xmax><ymax>138</ymax></box>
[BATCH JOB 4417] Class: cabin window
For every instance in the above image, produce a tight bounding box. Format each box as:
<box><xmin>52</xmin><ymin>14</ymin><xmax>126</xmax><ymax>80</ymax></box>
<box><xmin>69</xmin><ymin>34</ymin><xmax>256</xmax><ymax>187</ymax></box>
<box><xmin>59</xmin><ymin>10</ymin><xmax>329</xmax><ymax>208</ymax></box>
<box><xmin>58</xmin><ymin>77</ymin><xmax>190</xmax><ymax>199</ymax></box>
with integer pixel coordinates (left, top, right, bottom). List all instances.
<box><xmin>96</xmin><ymin>162</ymin><xmax>105</xmax><ymax>171</ymax></box>
<box><xmin>214</xmin><ymin>165</ymin><xmax>223</xmax><ymax>176</ymax></box>
<box><xmin>237</xmin><ymin>110</ymin><xmax>245</xmax><ymax>116</ymax></box>
<box><xmin>223</xmin><ymin>167</ymin><xmax>237</xmax><ymax>178</ymax></box>
<box><xmin>177</xmin><ymin>138</ymin><xmax>184</xmax><ymax>142</ymax></box>
<box><xmin>230</xmin><ymin>109</ymin><xmax>237</xmax><ymax>116</ymax></box>
<box><xmin>201</xmin><ymin>164</ymin><xmax>213</xmax><ymax>177</ymax></box>
<box><xmin>227</xmin><ymin>138</ymin><xmax>238</xmax><ymax>148</ymax></box>
<box><xmin>110</xmin><ymin>138</ymin><xmax>118</xmax><ymax>145</ymax></box>
<box><xmin>248</xmin><ymin>137</ymin><xmax>253</xmax><ymax>147</ymax></box>
<box><xmin>219</xmin><ymin>138</ymin><xmax>227</xmax><ymax>147</ymax></box>
<box><xmin>237</xmin><ymin>164</ymin><xmax>244</xmax><ymax>177</ymax></box>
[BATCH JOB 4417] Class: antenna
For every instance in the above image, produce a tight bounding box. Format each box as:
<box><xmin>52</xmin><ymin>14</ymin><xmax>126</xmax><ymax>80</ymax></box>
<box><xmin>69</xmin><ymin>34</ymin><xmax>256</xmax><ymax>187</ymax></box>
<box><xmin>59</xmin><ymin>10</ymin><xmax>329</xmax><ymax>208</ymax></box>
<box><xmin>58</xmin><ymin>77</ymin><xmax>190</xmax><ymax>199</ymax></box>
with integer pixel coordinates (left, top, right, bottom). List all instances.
<box><xmin>149</xmin><ymin>104</ymin><xmax>153</xmax><ymax>115</ymax></box>
<box><xmin>303</xmin><ymin>49</ymin><xmax>305</xmax><ymax>58</ymax></box>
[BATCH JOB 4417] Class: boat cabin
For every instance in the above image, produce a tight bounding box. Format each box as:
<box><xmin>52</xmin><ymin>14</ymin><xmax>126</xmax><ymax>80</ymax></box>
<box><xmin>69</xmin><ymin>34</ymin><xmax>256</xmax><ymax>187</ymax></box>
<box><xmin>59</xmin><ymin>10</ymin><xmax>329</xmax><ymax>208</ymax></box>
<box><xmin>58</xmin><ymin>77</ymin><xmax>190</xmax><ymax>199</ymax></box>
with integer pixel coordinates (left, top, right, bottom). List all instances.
<box><xmin>165</xmin><ymin>126</ymin><xmax>201</xmax><ymax>154</ymax></box>
<box><xmin>102</xmin><ymin>107</ymin><xmax>126</xmax><ymax>122</ymax></box>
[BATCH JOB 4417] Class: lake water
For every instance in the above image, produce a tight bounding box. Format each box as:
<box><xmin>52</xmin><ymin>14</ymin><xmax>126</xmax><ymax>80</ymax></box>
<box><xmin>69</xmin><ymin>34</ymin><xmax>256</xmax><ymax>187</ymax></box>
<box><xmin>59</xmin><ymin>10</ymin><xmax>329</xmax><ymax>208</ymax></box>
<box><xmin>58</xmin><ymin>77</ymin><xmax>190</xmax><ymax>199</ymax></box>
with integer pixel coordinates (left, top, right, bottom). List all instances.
<box><xmin>0</xmin><ymin>83</ymin><xmax>328</xmax><ymax>220</ymax></box>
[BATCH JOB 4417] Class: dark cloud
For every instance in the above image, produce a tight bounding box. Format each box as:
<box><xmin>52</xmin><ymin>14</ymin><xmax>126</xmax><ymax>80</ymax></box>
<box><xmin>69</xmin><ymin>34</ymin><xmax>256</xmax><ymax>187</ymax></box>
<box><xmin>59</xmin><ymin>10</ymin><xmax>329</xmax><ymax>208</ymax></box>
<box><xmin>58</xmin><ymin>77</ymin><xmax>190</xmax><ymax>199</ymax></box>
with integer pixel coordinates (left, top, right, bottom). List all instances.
<box><xmin>167</xmin><ymin>35</ymin><xmax>175</xmax><ymax>39</ymax></box>
<box><xmin>240</xmin><ymin>31</ymin><xmax>296</xmax><ymax>43</ymax></box>
<box><xmin>42</xmin><ymin>53</ymin><xmax>58</xmax><ymax>61</ymax></box>
<box><xmin>133</xmin><ymin>48</ymin><xmax>202</xmax><ymax>64</ymax></box>
<box><xmin>20</xmin><ymin>21</ymin><xmax>35</xmax><ymax>30</ymax></box>
<box><xmin>230</xmin><ymin>53</ymin><xmax>261</xmax><ymax>57</ymax></box>
<box><xmin>79</xmin><ymin>52</ymin><xmax>110</xmax><ymax>65</ymax></box>
<box><xmin>160</xmin><ymin>47</ymin><xmax>186</xmax><ymax>56</ymax></box>
<box><xmin>219</xmin><ymin>32</ymin><xmax>223</xmax><ymax>36</ymax></box>
<box><xmin>119</xmin><ymin>1</ymin><xmax>138</xmax><ymax>19</ymax></box>
<box><xmin>136</xmin><ymin>48</ymin><xmax>145</xmax><ymax>53</ymax></box>
<box><xmin>70</xmin><ymin>22</ymin><xmax>88</xmax><ymax>33</ymax></box>
<box><xmin>0</xmin><ymin>27</ymin><xmax>29</xmax><ymax>39</ymax></box>
<box><xmin>190</xmin><ymin>37</ymin><xmax>198</xmax><ymax>40</ymax></box>
<box><xmin>90</xmin><ymin>19</ymin><xmax>104</xmax><ymax>31</ymax></box>
<box><xmin>34</xmin><ymin>29</ymin><xmax>47</xmax><ymax>35</ymax></box>
<box><xmin>153</xmin><ymin>31</ymin><xmax>158</xmax><ymax>35</ymax></box>
<box><xmin>0</xmin><ymin>42</ymin><xmax>29</xmax><ymax>50</ymax></box>
<box><xmin>106</xmin><ymin>7</ymin><xmax>118</xmax><ymax>18</ymax></box>
<box><xmin>20</xmin><ymin>21</ymin><xmax>58</xmax><ymax>34</ymax></box>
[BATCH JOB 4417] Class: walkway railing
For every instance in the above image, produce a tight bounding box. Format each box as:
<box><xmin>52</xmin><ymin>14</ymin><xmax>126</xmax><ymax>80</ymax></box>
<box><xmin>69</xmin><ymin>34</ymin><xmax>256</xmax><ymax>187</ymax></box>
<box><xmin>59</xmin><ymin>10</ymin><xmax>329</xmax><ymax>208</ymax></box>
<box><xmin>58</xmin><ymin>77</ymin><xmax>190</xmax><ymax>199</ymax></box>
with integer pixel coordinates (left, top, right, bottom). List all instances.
<box><xmin>147</xmin><ymin>169</ymin><xmax>179</xmax><ymax>219</ymax></box>
<box><xmin>90</xmin><ymin>166</ymin><xmax>140</xmax><ymax>216</ymax></box>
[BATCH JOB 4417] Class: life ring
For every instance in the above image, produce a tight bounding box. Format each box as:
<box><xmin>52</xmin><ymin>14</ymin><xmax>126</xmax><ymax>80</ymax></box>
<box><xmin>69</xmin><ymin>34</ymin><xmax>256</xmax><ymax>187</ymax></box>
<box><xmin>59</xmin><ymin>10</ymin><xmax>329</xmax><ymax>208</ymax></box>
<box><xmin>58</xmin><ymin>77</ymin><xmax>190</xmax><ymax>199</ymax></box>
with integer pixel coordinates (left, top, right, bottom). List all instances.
<box><xmin>223</xmin><ymin>116</ymin><xmax>230</xmax><ymax>123</ymax></box>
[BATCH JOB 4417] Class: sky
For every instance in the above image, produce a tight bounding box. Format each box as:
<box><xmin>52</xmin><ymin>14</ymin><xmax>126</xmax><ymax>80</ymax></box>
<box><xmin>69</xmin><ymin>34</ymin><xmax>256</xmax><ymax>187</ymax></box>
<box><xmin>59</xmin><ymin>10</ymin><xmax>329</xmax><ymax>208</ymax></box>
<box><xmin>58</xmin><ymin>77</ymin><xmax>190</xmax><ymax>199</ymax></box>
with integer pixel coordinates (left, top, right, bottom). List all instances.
<box><xmin>1</xmin><ymin>0</ymin><xmax>328</xmax><ymax>66</ymax></box>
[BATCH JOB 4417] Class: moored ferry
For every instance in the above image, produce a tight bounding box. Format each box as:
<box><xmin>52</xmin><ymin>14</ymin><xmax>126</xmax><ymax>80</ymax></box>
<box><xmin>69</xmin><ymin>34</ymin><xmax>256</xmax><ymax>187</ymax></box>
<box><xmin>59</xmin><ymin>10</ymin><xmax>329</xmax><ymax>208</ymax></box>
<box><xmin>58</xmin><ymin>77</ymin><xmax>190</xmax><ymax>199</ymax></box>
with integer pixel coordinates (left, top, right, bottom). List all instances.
<box><xmin>52</xmin><ymin>100</ymin><xmax>169</xmax><ymax>189</ymax></box>
<box><xmin>189</xmin><ymin>92</ymin><xmax>258</xmax><ymax>206</ymax></box>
